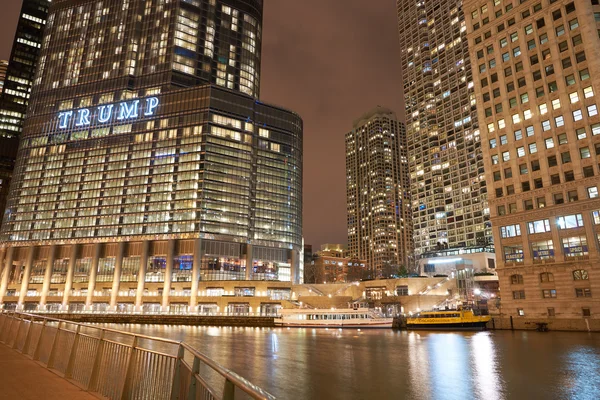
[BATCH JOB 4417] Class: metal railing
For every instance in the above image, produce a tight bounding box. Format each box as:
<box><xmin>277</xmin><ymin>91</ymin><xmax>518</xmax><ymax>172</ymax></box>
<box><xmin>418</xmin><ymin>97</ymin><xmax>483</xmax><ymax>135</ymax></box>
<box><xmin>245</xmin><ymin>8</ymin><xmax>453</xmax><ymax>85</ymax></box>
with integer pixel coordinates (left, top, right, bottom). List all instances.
<box><xmin>0</xmin><ymin>311</ymin><xmax>275</xmax><ymax>400</ymax></box>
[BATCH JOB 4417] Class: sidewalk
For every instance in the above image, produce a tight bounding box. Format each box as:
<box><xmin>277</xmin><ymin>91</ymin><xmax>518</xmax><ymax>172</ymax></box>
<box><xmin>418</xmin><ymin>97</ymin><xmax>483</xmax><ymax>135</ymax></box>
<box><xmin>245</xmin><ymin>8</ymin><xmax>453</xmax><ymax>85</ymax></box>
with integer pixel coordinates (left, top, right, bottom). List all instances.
<box><xmin>0</xmin><ymin>343</ymin><xmax>96</xmax><ymax>400</ymax></box>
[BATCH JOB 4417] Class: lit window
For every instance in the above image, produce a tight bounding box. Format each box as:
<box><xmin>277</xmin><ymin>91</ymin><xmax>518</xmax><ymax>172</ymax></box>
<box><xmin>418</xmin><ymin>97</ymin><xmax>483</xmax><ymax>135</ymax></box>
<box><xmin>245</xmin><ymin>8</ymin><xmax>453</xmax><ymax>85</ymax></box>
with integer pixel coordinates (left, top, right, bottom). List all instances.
<box><xmin>488</xmin><ymin>123</ymin><xmax>495</xmax><ymax>133</ymax></box>
<box><xmin>512</xmin><ymin>114</ymin><xmax>521</xmax><ymax>124</ymax></box>
<box><xmin>517</xmin><ymin>147</ymin><xmax>525</xmax><ymax>157</ymax></box>
<box><xmin>542</xmin><ymin>120</ymin><xmax>551</xmax><ymax>131</ymax></box>
<box><xmin>584</xmin><ymin>87</ymin><xmax>594</xmax><ymax>98</ymax></box>
<box><xmin>569</xmin><ymin>92</ymin><xmax>579</xmax><ymax>104</ymax></box>
<box><xmin>556</xmin><ymin>214</ymin><xmax>584</xmax><ymax>229</ymax></box>
<box><xmin>529</xmin><ymin>143</ymin><xmax>538</xmax><ymax>153</ymax></box>
<box><xmin>588</xmin><ymin>187</ymin><xmax>599</xmax><ymax>198</ymax></box>
<box><xmin>552</xmin><ymin>99</ymin><xmax>561</xmax><ymax>110</ymax></box>
<box><xmin>503</xmin><ymin>151</ymin><xmax>511</xmax><ymax>161</ymax></box>
<box><xmin>555</xmin><ymin>116</ymin><xmax>565</xmax><ymax>127</ymax></box>
<box><xmin>545</xmin><ymin>138</ymin><xmax>554</xmax><ymax>149</ymax></box>
<box><xmin>498</xmin><ymin>119</ymin><xmax>506</xmax><ymax>129</ymax></box>
<box><xmin>524</xmin><ymin>110</ymin><xmax>532</xmax><ymax>120</ymax></box>
<box><xmin>588</xmin><ymin>105</ymin><xmax>598</xmax><ymax>117</ymax></box>
<box><xmin>573</xmin><ymin>110</ymin><xmax>583</xmax><ymax>121</ymax></box>
<box><xmin>528</xmin><ymin>219</ymin><xmax>551</xmax><ymax>233</ymax></box>
<box><xmin>539</xmin><ymin>104</ymin><xmax>547</xmax><ymax>114</ymax></box>
<box><xmin>580</xmin><ymin>147</ymin><xmax>591</xmax><ymax>159</ymax></box>
<box><xmin>501</xmin><ymin>224</ymin><xmax>521</xmax><ymax>238</ymax></box>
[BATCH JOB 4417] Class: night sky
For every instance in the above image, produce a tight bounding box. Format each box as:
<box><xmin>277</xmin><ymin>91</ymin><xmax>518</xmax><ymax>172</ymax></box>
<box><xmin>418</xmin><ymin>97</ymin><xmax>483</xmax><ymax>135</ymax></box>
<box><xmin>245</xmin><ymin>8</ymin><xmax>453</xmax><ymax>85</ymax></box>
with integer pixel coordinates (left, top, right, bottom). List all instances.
<box><xmin>0</xmin><ymin>0</ymin><xmax>404</xmax><ymax>249</ymax></box>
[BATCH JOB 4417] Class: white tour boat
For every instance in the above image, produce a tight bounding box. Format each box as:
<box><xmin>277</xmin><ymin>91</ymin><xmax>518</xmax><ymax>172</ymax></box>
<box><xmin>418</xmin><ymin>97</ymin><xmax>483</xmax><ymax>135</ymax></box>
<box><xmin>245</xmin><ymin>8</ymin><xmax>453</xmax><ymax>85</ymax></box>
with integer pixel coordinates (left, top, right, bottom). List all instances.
<box><xmin>275</xmin><ymin>305</ymin><xmax>393</xmax><ymax>328</ymax></box>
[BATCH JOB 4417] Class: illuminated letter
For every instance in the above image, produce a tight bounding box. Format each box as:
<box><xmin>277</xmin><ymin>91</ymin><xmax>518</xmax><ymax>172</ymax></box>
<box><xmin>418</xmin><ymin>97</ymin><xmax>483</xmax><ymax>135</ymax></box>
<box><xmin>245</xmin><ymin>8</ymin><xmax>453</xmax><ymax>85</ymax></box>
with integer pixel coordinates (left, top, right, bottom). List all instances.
<box><xmin>117</xmin><ymin>100</ymin><xmax>139</xmax><ymax>120</ymax></box>
<box><xmin>144</xmin><ymin>97</ymin><xmax>159</xmax><ymax>116</ymax></box>
<box><xmin>58</xmin><ymin>111</ymin><xmax>73</xmax><ymax>129</ymax></box>
<box><xmin>75</xmin><ymin>108</ymin><xmax>91</xmax><ymax>126</ymax></box>
<box><xmin>98</xmin><ymin>104</ymin><xmax>114</xmax><ymax>123</ymax></box>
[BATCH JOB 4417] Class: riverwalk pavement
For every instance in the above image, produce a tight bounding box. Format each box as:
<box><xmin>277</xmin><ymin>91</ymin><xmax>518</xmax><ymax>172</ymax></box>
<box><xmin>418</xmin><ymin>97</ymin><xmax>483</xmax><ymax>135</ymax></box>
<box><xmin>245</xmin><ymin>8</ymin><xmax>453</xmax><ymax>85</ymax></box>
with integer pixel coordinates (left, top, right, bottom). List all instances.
<box><xmin>0</xmin><ymin>343</ymin><xmax>96</xmax><ymax>399</ymax></box>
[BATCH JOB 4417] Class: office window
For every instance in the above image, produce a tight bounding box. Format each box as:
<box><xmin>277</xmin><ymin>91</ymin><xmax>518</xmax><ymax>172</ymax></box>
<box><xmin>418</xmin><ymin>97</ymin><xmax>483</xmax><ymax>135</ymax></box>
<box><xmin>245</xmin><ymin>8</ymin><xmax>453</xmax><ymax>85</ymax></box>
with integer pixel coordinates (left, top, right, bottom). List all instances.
<box><xmin>557</xmin><ymin>214</ymin><xmax>584</xmax><ymax>229</ymax></box>
<box><xmin>501</xmin><ymin>224</ymin><xmax>521</xmax><ymax>238</ymax></box>
<box><xmin>542</xmin><ymin>289</ymin><xmax>557</xmax><ymax>299</ymax></box>
<box><xmin>510</xmin><ymin>273</ymin><xmax>524</xmax><ymax>284</ymax></box>
<box><xmin>562</xmin><ymin>57</ymin><xmax>572</xmax><ymax>69</ymax></box>
<box><xmin>575</xmin><ymin>52</ymin><xmax>586</xmax><ymax>63</ymax></box>
<box><xmin>569</xmin><ymin>18</ymin><xmax>579</xmax><ymax>30</ymax></box>
<box><xmin>531</xmin><ymin>160</ymin><xmax>540</xmax><ymax>171</ymax></box>
<box><xmin>518</xmin><ymin>147</ymin><xmax>526</xmax><ymax>158</ymax></box>
<box><xmin>584</xmin><ymin>87</ymin><xmax>594</xmax><ymax>99</ymax></box>
<box><xmin>515</xmin><ymin>130</ymin><xmax>523</xmax><ymax>140</ymax></box>
<box><xmin>513</xmin><ymin>290</ymin><xmax>526</xmax><ymax>299</ymax></box>
<box><xmin>554</xmin><ymin>193</ymin><xmax>564</xmax><ymax>204</ymax></box>
<box><xmin>561</xmin><ymin>152</ymin><xmax>571</xmax><ymax>164</ymax></box>
<box><xmin>580</xmin><ymin>69</ymin><xmax>590</xmax><ymax>81</ymax></box>
<box><xmin>552</xmin><ymin>99</ymin><xmax>561</xmax><ymax>110</ymax></box>
<box><xmin>576</xmin><ymin>129</ymin><xmax>586</xmax><ymax>140</ymax></box>
<box><xmin>537</xmin><ymin>196</ymin><xmax>546</xmax><ymax>208</ymax></box>
<box><xmin>570</xmin><ymin>92</ymin><xmax>579</xmax><ymax>104</ymax></box>
<box><xmin>528</xmin><ymin>219</ymin><xmax>551</xmax><ymax>234</ymax></box>
<box><xmin>588</xmin><ymin>187</ymin><xmax>599</xmax><ymax>198</ymax></box>
<box><xmin>529</xmin><ymin>143</ymin><xmax>538</xmax><ymax>153</ymax></box>
<box><xmin>524</xmin><ymin>199</ymin><xmax>534</xmax><ymax>210</ymax></box>
<box><xmin>540</xmin><ymin>272</ymin><xmax>554</xmax><ymax>282</ymax></box>
<box><xmin>573</xmin><ymin>110</ymin><xmax>583</xmax><ymax>121</ymax></box>
<box><xmin>588</xmin><ymin>105</ymin><xmax>598</xmax><ymax>117</ymax></box>
<box><xmin>575</xmin><ymin>288</ymin><xmax>592</xmax><ymax>297</ymax></box>
<box><xmin>545</xmin><ymin>138</ymin><xmax>554</xmax><ymax>149</ymax></box>
<box><xmin>567</xmin><ymin>189</ymin><xmax>578</xmax><ymax>201</ymax></box>
<box><xmin>580</xmin><ymin>147</ymin><xmax>591</xmax><ymax>159</ymax></box>
<box><xmin>583</xmin><ymin>166</ymin><xmax>595</xmax><ymax>178</ymax></box>
<box><xmin>548</xmin><ymin>156</ymin><xmax>558</xmax><ymax>167</ymax></box>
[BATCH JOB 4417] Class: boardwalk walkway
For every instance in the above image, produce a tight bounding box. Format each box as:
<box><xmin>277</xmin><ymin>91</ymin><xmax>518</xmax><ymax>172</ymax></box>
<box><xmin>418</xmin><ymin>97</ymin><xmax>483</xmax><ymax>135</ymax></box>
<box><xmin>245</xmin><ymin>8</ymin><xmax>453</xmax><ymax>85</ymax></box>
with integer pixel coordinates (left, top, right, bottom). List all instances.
<box><xmin>0</xmin><ymin>343</ymin><xmax>96</xmax><ymax>400</ymax></box>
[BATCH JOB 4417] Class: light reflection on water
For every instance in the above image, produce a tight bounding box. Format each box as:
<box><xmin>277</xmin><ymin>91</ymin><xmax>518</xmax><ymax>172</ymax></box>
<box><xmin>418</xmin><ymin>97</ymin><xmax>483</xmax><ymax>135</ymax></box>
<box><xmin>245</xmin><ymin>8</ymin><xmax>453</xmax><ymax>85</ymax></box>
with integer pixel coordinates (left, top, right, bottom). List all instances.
<box><xmin>107</xmin><ymin>324</ymin><xmax>600</xmax><ymax>400</ymax></box>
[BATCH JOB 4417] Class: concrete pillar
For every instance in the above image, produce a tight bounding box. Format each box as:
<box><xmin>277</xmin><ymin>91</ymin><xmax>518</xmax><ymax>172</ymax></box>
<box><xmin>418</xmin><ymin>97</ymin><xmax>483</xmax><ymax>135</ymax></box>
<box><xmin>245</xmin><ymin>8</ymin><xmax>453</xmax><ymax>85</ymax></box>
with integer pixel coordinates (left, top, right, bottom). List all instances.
<box><xmin>290</xmin><ymin>249</ymin><xmax>298</xmax><ymax>285</ymax></box>
<box><xmin>162</xmin><ymin>239</ymin><xmax>175</xmax><ymax>311</ymax></box>
<box><xmin>190</xmin><ymin>238</ymin><xmax>202</xmax><ymax>310</ymax></box>
<box><xmin>110</xmin><ymin>242</ymin><xmax>126</xmax><ymax>310</ymax></box>
<box><xmin>18</xmin><ymin>246</ymin><xmax>36</xmax><ymax>309</ymax></box>
<box><xmin>135</xmin><ymin>240</ymin><xmax>149</xmax><ymax>312</ymax></box>
<box><xmin>39</xmin><ymin>245</ymin><xmax>57</xmax><ymax>308</ymax></box>
<box><xmin>85</xmin><ymin>243</ymin><xmax>102</xmax><ymax>310</ymax></box>
<box><xmin>62</xmin><ymin>245</ymin><xmax>79</xmax><ymax>310</ymax></box>
<box><xmin>0</xmin><ymin>248</ymin><xmax>6</xmax><ymax>284</ymax></box>
<box><xmin>582</xmin><ymin>212</ymin><xmax>599</xmax><ymax>258</ymax></box>
<box><xmin>245</xmin><ymin>244</ymin><xmax>253</xmax><ymax>280</ymax></box>
<box><xmin>549</xmin><ymin>219</ymin><xmax>564</xmax><ymax>260</ymax></box>
<box><xmin>0</xmin><ymin>247</ymin><xmax>15</xmax><ymax>303</ymax></box>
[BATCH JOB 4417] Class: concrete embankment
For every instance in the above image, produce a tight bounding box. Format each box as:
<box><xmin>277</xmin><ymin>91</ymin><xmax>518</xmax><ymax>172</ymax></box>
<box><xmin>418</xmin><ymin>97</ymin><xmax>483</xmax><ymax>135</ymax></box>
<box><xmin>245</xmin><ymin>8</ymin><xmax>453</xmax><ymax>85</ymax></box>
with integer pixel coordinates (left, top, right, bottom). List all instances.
<box><xmin>487</xmin><ymin>316</ymin><xmax>599</xmax><ymax>332</ymax></box>
<box><xmin>44</xmin><ymin>314</ymin><xmax>276</xmax><ymax>327</ymax></box>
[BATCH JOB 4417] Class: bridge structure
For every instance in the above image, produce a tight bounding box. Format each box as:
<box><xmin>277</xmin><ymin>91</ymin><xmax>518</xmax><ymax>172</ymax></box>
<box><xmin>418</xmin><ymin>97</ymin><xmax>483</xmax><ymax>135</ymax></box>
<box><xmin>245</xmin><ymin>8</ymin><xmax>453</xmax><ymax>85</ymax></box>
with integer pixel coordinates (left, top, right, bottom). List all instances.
<box><xmin>0</xmin><ymin>311</ymin><xmax>275</xmax><ymax>400</ymax></box>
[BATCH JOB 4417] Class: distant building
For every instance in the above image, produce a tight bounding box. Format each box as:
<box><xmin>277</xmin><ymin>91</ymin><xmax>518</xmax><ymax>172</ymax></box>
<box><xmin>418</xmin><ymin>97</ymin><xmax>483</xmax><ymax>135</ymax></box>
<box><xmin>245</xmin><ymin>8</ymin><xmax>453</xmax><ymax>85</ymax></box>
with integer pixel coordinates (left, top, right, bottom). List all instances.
<box><xmin>0</xmin><ymin>0</ymin><xmax>50</xmax><ymax>220</ymax></box>
<box><xmin>346</xmin><ymin>107</ymin><xmax>413</xmax><ymax>278</ymax></box>
<box><xmin>465</xmin><ymin>0</ymin><xmax>600</xmax><ymax>321</ymax></box>
<box><xmin>305</xmin><ymin>244</ymin><xmax>368</xmax><ymax>284</ymax></box>
<box><xmin>0</xmin><ymin>60</ymin><xmax>8</xmax><ymax>93</ymax></box>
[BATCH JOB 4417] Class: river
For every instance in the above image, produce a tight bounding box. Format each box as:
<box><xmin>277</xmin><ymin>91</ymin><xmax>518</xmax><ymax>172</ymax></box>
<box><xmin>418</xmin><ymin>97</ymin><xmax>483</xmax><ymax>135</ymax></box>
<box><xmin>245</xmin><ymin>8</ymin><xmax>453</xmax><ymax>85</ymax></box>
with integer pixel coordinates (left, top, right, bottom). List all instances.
<box><xmin>107</xmin><ymin>324</ymin><xmax>600</xmax><ymax>400</ymax></box>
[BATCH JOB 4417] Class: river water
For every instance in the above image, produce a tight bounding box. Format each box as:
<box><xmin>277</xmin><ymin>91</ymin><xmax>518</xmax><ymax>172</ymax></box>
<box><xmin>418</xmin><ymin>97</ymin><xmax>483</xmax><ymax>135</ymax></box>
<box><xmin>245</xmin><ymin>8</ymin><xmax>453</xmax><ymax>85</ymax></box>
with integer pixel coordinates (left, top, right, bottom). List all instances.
<box><xmin>108</xmin><ymin>324</ymin><xmax>600</xmax><ymax>400</ymax></box>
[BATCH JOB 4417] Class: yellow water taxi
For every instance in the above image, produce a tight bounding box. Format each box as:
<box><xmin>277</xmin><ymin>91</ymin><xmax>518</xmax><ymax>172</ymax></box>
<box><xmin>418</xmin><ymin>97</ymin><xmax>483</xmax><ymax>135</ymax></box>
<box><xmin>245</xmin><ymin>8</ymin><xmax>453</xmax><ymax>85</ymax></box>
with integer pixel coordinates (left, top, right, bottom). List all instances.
<box><xmin>406</xmin><ymin>309</ymin><xmax>491</xmax><ymax>330</ymax></box>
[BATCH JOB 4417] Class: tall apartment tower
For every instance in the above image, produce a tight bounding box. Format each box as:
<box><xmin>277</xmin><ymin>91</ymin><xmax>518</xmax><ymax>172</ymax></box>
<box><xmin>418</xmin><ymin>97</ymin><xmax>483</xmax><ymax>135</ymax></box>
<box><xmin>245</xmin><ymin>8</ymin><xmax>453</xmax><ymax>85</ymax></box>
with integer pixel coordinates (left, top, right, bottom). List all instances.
<box><xmin>346</xmin><ymin>107</ymin><xmax>413</xmax><ymax>278</ymax></box>
<box><xmin>0</xmin><ymin>0</ymin><xmax>303</xmax><ymax>314</ymax></box>
<box><xmin>397</xmin><ymin>0</ymin><xmax>494</xmax><ymax>271</ymax></box>
<box><xmin>465</xmin><ymin>0</ymin><xmax>599</xmax><ymax>321</ymax></box>
<box><xmin>0</xmin><ymin>60</ymin><xmax>8</xmax><ymax>92</ymax></box>
<box><xmin>0</xmin><ymin>0</ymin><xmax>50</xmax><ymax>220</ymax></box>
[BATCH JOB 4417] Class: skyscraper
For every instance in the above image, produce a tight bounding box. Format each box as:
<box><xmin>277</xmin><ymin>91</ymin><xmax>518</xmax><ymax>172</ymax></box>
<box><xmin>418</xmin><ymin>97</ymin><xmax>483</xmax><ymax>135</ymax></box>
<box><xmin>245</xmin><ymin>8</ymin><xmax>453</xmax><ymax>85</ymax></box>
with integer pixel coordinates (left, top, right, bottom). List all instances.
<box><xmin>346</xmin><ymin>107</ymin><xmax>413</xmax><ymax>278</ymax></box>
<box><xmin>465</xmin><ymin>0</ymin><xmax>599</xmax><ymax>321</ymax></box>
<box><xmin>0</xmin><ymin>0</ymin><xmax>302</xmax><ymax>314</ymax></box>
<box><xmin>397</xmin><ymin>0</ymin><xmax>494</xmax><ymax>270</ymax></box>
<box><xmin>0</xmin><ymin>60</ymin><xmax>8</xmax><ymax>93</ymax></box>
<box><xmin>0</xmin><ymin>0</ymin><xmax>50</xmax><ymax>140</ymax></box>
<box><xmin>0</xmin><ymin>0</ymin><xmax>50</xmax><ymax>219</ymax></box>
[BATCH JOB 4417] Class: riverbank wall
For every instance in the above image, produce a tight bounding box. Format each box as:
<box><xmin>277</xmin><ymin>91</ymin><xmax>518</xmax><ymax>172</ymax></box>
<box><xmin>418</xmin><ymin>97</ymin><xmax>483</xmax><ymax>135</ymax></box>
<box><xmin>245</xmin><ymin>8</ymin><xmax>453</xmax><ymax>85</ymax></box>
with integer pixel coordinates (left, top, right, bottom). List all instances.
<box><xmin>43</xmin><ymin>313</ymin><xmax>276</xmax><ymax>327</ymax></box>
<box><xmin>488</xmin><ymin>316</ymin><xmax>599</xmax><ymax>332</ymax></box>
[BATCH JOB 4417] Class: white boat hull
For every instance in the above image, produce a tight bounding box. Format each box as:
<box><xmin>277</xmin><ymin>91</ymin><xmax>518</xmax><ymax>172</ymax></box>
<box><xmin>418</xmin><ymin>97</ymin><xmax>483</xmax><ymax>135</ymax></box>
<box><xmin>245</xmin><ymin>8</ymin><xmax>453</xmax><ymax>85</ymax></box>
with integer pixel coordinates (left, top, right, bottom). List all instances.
<box><xmin>275</xmin><ymin>319</ymin><xmax>393</xmax><ymax>329</ymax></box>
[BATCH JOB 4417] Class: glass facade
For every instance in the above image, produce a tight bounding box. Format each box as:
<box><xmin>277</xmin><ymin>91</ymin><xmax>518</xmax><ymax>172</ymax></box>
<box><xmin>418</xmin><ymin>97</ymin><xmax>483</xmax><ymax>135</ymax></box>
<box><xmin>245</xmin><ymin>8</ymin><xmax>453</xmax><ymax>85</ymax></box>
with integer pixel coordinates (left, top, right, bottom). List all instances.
<box><xmin>0</xmin><ymin>0</ymin><xmax>300</xmax><ymax>313</ymax></box>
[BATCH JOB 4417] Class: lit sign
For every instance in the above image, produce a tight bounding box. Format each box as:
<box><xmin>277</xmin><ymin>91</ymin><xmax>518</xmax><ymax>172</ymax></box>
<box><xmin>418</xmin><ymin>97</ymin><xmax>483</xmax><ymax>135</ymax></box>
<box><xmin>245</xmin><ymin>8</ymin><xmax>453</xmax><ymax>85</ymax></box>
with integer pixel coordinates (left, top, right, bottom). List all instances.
<box><xmin>57</xmin><ymin>97</ymin><xmax>160</xmax><ymax>129</ymax></box>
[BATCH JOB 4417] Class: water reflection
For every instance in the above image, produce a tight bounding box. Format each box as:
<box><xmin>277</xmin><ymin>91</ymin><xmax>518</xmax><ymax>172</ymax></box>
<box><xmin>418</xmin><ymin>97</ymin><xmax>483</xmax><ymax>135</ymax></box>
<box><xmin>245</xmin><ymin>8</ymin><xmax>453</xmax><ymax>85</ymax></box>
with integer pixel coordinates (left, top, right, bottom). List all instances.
<box><xmin>106</xmin><ymin>324</ymin><xmax>600</xmax><ymax>400</ymax></box>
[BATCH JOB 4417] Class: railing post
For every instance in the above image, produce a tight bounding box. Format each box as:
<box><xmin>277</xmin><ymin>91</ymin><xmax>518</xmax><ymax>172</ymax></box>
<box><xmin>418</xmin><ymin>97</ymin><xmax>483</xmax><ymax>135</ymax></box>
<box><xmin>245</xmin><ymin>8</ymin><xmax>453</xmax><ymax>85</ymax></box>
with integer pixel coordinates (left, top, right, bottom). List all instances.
<box><xmin>47</xmin><ymin>321</ymin><xmax>62</xmax><ymax>368</ymax></box>
<box><xmin>64</xmin><ymin>325</ymin><xmax>81</xmax><ymax>379</ymax></box>
<box><xmin>170</xmin><ymin>345</ymin><xmax>185</xmax><ymax>400</ymax></box>
<box><xmin>186</xmin><ymin>357</ymin><xmax>200</xmax><ymax>400</ymax></box>
<box><xmin>11</xmin><ymin>314</ymin><xmax>23</xmax><ymax>349</ymax></box>
<box><xmin>223</xmin><ymin>379</ymin><xmax>235</xmax><ymax>400</ymax></box>
<box><xmin>120</xmin><ymin>335</ymin><xmax>138</xmax><ymax>400</ymax></box>
<box><xmin>22</xmin><ymin>314</ymin><xmax>35</xmax><ymax>355</ymax></box>
<box><xmin>33</xmin><ymin>318</ymin><xmax>47</xmax><ymax>361</ymax></box>
<box><xmin>87</xmin><ymin>329</ymin><xmax>106</xmax><ymax>392</ymax></box>
<box><xmin>2</xmin><ymin>313</ymin><xmax>15</xmax><ymax>344</ymax></box>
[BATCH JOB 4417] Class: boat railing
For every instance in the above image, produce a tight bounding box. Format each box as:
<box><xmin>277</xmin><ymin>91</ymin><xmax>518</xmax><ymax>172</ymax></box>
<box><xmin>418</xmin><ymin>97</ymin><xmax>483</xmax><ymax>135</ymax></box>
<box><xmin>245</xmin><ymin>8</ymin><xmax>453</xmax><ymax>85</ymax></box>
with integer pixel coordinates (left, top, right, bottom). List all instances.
<box><xmin>0</xmin><ymin>311</ymin><xmax>275</xmax><ymax>400</ymax></box>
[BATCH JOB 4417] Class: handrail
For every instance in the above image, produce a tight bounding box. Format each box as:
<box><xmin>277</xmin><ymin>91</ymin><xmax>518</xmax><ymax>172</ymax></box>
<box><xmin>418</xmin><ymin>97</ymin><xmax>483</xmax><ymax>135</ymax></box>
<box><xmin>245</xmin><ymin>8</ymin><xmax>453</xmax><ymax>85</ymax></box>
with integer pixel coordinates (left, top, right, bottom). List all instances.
<box><xmin>0</xmin><ymin>311</ymin><xmax>276</xmax><ymax>400</ymax></box>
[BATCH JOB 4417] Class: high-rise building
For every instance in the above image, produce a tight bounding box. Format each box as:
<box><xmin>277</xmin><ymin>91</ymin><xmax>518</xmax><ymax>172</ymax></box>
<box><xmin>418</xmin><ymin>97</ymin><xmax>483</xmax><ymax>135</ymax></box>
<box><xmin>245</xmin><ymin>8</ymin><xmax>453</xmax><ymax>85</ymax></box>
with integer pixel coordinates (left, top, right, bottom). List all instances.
<box><xmin>0</xmin><ymin>0</ymin><xmax>303</xmax><ymax>314</ymax></box>
<box><xmin>465</xmin><ymin>0</ymin><xmax>599</xmax><ymax>321</ymax></box>
<box><xmin>0</xmin><ymin>0</ymin><xmax>50</xmax><ymax>140</ymax></box>
<box><xmin>0</xmin><ymin>1</ymin><xmax>50</xmax><ymax>221</ymax></box>
<box><xmin>0</xmin><ymin>60</ymin><xmax>8</xmax><ymax>93</ymax></box>
<box><xmin>397</xmin><ymin>0</ymin><xmax>494</xmax><ymax>267</ymax></box>
<box><xmin>346</xmin><ymin>107</ymin><xmax>413</xmax><ymax>278</ymax></box>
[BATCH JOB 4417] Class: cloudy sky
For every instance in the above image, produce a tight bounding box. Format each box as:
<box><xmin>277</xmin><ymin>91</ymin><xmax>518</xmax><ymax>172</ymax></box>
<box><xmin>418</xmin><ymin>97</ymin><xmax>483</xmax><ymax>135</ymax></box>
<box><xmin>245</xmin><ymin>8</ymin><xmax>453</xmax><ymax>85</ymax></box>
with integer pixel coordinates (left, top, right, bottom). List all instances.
<box><xmin>0</xmin><ymin>0</ymin><xmax>404</xmax><ymax>249</ymax></box>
